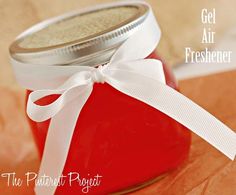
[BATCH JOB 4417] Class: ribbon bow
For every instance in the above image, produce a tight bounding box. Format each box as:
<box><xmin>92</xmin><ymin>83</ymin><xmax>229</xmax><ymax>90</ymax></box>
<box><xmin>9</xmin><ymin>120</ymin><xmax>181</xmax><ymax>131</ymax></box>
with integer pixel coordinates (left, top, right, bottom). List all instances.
<box><xmin>10</xmin><ymin>2</ymin><xmax>236</xmax><ymax>195</ymax></box>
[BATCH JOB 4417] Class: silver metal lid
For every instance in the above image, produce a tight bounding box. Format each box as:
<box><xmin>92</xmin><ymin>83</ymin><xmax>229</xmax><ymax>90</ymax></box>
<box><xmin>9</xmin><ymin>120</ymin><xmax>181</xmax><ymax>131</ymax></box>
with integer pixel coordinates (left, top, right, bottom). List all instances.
<box><xmin>9</xmin><ymin>3</ymin><xmax>149</xmax><ymax>66</ymax></box>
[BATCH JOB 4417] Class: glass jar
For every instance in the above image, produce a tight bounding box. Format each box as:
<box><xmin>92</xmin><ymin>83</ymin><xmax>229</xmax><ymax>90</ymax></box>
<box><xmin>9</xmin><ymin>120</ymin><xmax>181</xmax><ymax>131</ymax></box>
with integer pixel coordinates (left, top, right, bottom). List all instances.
<box><xmin>10</xmin><ymin>2</ymin><xmax>191</xmax><ymax>194</ymax></box>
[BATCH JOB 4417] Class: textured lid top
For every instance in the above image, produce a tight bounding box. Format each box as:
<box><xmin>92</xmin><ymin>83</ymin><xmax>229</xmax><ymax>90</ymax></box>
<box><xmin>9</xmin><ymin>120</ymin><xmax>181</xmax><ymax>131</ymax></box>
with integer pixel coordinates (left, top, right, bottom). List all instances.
<box><xmin>9</xmin><ymin>3</ymin><xmax>149</xmax><ymax>66</ymax></box>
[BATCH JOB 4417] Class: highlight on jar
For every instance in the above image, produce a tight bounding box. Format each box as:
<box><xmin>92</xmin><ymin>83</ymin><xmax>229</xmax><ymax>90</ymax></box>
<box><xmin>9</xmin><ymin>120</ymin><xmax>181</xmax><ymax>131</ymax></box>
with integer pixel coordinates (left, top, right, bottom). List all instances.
<box><xmin>1</xmin><ymin>0</ymin><xmax>235</xmax><ymax>195</ymax></box>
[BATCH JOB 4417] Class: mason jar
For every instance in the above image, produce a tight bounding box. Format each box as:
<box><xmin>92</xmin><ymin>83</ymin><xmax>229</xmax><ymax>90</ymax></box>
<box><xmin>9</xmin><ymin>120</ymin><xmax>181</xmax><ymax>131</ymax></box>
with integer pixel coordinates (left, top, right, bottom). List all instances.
<box><xmin>9</xmin><ymin>2</ymin><xmax>191</xmax><ymax>194</ymax></box>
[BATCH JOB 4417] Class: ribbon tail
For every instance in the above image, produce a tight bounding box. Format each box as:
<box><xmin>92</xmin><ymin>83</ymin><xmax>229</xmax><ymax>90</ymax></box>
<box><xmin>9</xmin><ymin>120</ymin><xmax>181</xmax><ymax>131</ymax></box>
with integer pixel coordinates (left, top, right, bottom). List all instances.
<box><xmin>107</xmin><ymin>78</ymin><xmax>236</xmax><ymax>160</ymax></box>
<box><xmin>35</xmin><ymin>85</ymin><xmax>93</xmax><ymax>195</ymax></box>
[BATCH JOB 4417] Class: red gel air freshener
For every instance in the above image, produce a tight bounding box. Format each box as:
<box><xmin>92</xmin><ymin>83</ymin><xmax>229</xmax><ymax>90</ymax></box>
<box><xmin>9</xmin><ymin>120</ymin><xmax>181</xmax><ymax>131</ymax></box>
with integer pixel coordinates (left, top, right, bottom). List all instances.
<box><xmin>26</xmin><ymin>53</ymin><xmax>191</xmax><ymax>194</ymax></box>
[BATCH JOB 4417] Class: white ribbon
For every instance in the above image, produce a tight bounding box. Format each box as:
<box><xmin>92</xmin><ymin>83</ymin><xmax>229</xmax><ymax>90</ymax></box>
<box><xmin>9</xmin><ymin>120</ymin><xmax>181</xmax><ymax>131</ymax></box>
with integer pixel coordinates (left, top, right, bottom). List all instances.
<box><xmin>10</xmin><ymin>1</ymin><xmax>236</xmax><ymax>195</ymax></box>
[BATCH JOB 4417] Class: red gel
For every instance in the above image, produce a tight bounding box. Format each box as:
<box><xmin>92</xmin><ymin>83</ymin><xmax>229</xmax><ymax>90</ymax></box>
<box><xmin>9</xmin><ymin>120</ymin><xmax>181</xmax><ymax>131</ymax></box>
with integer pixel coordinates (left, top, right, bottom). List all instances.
<box><xmin>26</xmin><ymin>52</ymin><xmax>191</xmax><ymax>194</ymax></box>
